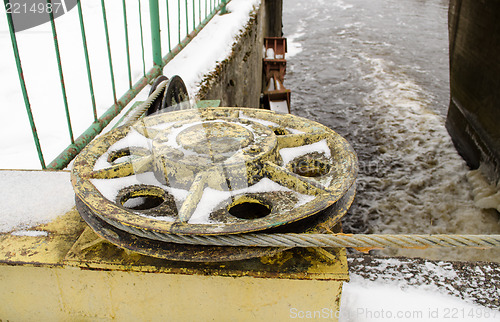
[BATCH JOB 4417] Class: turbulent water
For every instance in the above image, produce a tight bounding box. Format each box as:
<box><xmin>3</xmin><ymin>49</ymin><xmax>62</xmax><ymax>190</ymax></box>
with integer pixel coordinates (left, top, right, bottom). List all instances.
<box><xmin>282</xmin><ymin>0</ymin><xmax>500</xmax><ymax>262</ymax></box>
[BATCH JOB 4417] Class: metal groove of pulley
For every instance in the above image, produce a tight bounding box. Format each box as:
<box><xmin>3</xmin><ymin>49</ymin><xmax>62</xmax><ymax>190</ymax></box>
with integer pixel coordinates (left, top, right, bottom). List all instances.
<box><xmin>71</xmin><ymin>107</ymin><xmax>358</xmax><ymax>261</ymax></box>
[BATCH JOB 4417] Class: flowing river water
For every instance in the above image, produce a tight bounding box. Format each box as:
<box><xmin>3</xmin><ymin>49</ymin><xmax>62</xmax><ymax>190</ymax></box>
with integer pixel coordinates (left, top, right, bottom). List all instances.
<box><xmin>282</xmin><ymin>0</ymin><xmax>500</xmax><ymax>262</ymax></box>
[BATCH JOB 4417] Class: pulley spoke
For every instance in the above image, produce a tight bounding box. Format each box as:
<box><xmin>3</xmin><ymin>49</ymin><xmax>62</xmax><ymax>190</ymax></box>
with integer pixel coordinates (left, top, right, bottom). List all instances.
<box><xmin>177</xmin><ymin>171</ymin><xmax>210</xmax><ymax>223</ymax></box>
<box><xmin>87</xmin><ymin>155</ymin><xmax>154</xmax><ymax>179</ymax></box>
<box><xmin>263</xmin><ymin>161</ymin><xmax>330</xmax><ymax>196</ymax></box>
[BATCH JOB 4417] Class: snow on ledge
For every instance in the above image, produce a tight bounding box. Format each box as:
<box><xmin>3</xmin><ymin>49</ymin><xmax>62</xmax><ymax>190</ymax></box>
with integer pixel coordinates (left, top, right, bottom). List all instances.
<box><xmin>0</xmin><ymin>171</ymin><xmax>75</xmax><ymax>233</ymax></box>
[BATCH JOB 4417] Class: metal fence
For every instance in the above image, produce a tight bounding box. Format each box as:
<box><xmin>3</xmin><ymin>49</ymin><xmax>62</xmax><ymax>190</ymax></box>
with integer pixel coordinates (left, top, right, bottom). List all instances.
<box><xmin>4</xmin><ymin>0</ymin><xmax>228</xmax><ymax>170</ymax></box>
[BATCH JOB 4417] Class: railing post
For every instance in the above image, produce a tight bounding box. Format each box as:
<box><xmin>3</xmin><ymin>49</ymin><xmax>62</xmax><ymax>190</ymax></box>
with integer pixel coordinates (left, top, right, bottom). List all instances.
<box><xmin>149</xmin><ymin>0</ymin><xmax>162</xmax><ymax>67</ymax></box>
<box><xmin>220</xmin><ymin>0</ymin><xmax>228</xmax><ymax>14</ymax></box>
<box><xmin>3</xmin><ymin>0</ymin><xmax>46</xmax><ymax>168</ymax></box>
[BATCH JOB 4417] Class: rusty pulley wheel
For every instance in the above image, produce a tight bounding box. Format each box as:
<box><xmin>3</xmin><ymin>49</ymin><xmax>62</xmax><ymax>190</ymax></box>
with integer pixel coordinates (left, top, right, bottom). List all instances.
<box><xmin>72</xmin><ymin>108</ymin><xmax>357</xmax><ymax>261</ymax></box>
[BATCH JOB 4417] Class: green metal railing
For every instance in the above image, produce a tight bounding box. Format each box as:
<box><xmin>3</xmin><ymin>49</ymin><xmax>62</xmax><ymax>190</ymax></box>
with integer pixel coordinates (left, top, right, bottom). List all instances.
<box><xmin>4</xmin><ymin>0</ymin><xmax>229</xmax><ymax>170</ymax></box>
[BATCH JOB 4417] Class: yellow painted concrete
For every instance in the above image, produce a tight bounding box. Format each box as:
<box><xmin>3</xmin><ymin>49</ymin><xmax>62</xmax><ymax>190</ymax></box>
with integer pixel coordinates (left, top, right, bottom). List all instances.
<box><xmin>0</xmin><ymin>264</ymin><xmax>344</xmax><ymax>321</ymax></box>
<box><xmin>0</xmin><ymin>194</ymin><xmax>348</xmax><ymax>321</ymax></box>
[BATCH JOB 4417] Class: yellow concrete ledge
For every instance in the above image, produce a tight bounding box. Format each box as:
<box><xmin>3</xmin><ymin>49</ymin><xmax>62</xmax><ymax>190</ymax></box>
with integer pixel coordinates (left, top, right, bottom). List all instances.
<box><xmin>0</xmin><ymin>177</ymin><xmax>348</xmax><ymax>321</ymax></box>
<box><xmin>1</xmin><ymin>264</ymin><xmax>344</xmax><ymax>321</ymax></box>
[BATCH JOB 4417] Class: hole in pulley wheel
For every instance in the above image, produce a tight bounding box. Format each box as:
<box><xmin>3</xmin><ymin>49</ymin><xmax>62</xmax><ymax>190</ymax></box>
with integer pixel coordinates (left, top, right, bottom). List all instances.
<box><xmin>123</xmin><ymin>196</ymin><xmax>164</xmax><ymax>210</ymax></box>
<box><xmin>117</xmin><ymin>185</ymin><xmax>166</xmax><ymax>211</ymax></box>
<box><xmin>228</xmin><ymin>197</ymin><xmax>272</xmax><ymax>220</ymax></box>
<box><xmin>107</xmin><ymin>147</ymin><xmax>148</xmax><ymax>164</ymax></box>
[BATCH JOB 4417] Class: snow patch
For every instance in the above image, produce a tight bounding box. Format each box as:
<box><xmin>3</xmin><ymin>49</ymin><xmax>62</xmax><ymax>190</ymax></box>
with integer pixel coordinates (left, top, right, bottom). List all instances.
<box><xmin>90</xmin><ymin>171</ymin><xmax>189</xmax><ymax>207</ymax></box>
<box><xmin>286</xmin><ymin>127</ymin><xmax>306</xmax><ymax>135</ymax></box>
<box><xmin>0</xmin><ymin>171</ymin><xmax>74</xmax><ymax>233</ymax></box>
<box><xmin>279</xmin><ymin>139</ymin><xmax>331</xmax><ymax>165</ymax></box>
<box><xmin>265</xmin><ymin>47</ymin><xmax>275</xmax><ymax>59</ymax></box>
<box><xmin>11</xmin><ymin>230</ymin><xmax>49</xmax><ymax>237</ymax></box>
<box><xmin>424</xmin><ymin>261</ymin><xmax>458</xmax><ymax>280</ymax></box>
<box><xmin>341</xmin><ymin>274</ymin><xmax>499</xmax><ymax>322</ymax></box>
<box><xmin>94</xmin><ymin>128</ymin><xmax>153</xmax><ymax>170</ymax></box>
<box><xmin>267</xmin><ymin>77</ymin><xmax>276</xmax><ymax>91</ymax></box>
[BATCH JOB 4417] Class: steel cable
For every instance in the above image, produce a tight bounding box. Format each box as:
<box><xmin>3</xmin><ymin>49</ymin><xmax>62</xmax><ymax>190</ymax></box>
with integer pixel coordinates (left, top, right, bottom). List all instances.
<box><xmin>140</xmin><ymin>233</ymin><xmax>500</xmax><ymax>249</ymax></box>
<box><xmin>121</xmin><ymin>80</ymin><xmax>169</xmax><ymax>126</ymax></box>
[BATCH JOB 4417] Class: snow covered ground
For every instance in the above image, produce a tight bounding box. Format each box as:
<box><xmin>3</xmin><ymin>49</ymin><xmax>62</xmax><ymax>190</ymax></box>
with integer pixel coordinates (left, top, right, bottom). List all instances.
<box><xmin>342</xmin><ymin>255</ymin><xmax>499</xmax><ymax>321</ymax></box>
<box><xmin>341</xmin><ymin>274</ymin><xmax>498</xmax><ymax>322</ymax></box>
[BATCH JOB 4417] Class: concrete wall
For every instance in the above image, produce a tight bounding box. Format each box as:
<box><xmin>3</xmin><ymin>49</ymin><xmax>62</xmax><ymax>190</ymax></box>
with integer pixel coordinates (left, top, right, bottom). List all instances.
<box><xmin>446</xmin><ymin>0</ymin><xmax>500</xmax><ymax>183</ymax></box>
<box><xmin>196</xmin><ymin>4</ymin><xmax>264</xmax><ymax>108</ymax></box>
<box><xmin>196</xmin><ymin>0</ymin><xmax>283</xmax><ymax>108</ymax></box>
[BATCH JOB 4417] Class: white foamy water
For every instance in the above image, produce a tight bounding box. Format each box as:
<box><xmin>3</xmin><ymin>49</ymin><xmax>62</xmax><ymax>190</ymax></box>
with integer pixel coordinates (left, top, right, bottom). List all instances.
<box><xmin>468</xmin><ymin>167</ymin><xmax>500</xmax><ymax>214</ymax></box>
<box><xmin>283</xmin><ymin>0</ymin><xmax>500</xmax><ymax>262</ymax></box>
<box><xmin>355</xmin><ymin>54</ymin><xmax>500</xmax><ymax>261</ymax></box>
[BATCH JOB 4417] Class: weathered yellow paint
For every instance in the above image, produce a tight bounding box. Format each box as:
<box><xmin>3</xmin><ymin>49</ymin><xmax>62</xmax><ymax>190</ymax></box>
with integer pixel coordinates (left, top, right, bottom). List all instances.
<box><xmin>0</xmin><ymin>209</ymin><xmax>348</xmax><ymax>321</ymax></box>
<box><xmin>0</xmin><ymin>209</ymin><xmax>86</xmax><ymax>265</ymax></box>
<box><xmin>0</xmin><ymin>264</ymin><xmax>345</xmax><ymax>321</ymax></box>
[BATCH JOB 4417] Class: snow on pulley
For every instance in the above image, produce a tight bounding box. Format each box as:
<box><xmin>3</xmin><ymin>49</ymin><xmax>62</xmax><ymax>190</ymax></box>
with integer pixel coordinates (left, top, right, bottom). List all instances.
<box><xmin>71</xmin><ymin>84</ymin><xmax>358</xmax><ymax>262</ymax></box>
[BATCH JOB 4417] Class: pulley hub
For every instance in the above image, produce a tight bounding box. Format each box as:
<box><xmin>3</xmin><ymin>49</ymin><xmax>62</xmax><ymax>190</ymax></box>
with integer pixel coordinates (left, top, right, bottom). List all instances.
<box><xmin>151</xmin><ymin>117</ymin><xmax>277</xmax><ymax>190</ymax></box>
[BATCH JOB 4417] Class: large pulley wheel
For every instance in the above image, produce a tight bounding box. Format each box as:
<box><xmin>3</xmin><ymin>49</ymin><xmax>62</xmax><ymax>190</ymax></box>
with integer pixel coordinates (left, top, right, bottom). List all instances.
<box><xmin>72</xmin><ymin>108</ymin><xmax>357</xmax><ymax>262</ymax></box>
